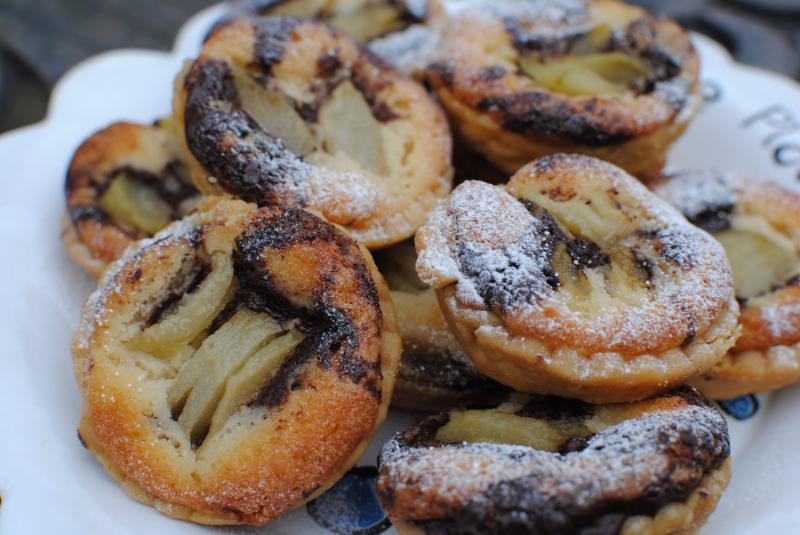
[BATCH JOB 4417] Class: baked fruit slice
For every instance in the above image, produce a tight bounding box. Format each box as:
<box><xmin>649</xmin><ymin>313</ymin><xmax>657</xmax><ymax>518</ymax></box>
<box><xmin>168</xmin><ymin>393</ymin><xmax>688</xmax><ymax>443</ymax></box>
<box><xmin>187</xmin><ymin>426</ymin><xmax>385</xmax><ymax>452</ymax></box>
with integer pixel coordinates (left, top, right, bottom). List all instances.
<box><xmin>657</xmin><ymin>170</ymin><xmax>800</xmax><ymax>398</ymax></box>
<box><xmin>63</xmin><ymin>119</ymin><xmax>200</xmax><ymax>276</ymax></box>
<box><xmin>416</xmin><ymin>154</ymin><xmax>739</xmax><ymax>403</ymax></box>
<box><xmin>426</xmin><ymin>0</ymin><xmax>701</xmax><ymax>181</ymax></box>
<box><xmin>72</xmin><ymin>197</ymin><xmax>400</xmax><ymax>525</ymax></box>
<box><xmin>377</xmin><ymin>387</ymin><xmax>731</xmax><ymax>535</ymax></box>
<box><xmin>173</xmin><ymin>17</ymin><xmax>452</xmax><ymax>249</ymax></box>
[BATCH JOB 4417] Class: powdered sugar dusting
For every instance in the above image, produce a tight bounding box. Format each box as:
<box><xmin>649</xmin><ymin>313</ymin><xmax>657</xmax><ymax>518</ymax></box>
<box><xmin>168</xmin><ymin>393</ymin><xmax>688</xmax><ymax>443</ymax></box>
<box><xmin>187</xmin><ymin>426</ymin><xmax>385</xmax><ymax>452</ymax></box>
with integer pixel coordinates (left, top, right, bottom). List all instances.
<box><xmin>306</xmin><ymin>165</ymin><xmax>383</xmax><ymax>224</ymax></box>
<box><xmin>369</xmin><ymin>25</ymin><xmax>441</xmax><ymax>77</ymax></box>
<box><xmin>416</xmin><ymin>181</ymin><xmax>555</xmax><ymax>307</ymax></box>
<box><xmin>379</xmin><ymin>402</ymin><xmax>728</xmax><ymax>512</ymax></box>
<box><xmin>761</xmin><ymin>301</ymin><xmax>800</xmax><ymax>340</ymax></box>
<box><xmin>416</xmin><ymin>174</ymin><xmax>734</xmax><ymax>355</ymax></box>
<box><xmin>443</xmin><ymin>0</ymin><xmax>588</xmax><ymax>23</ymax></box>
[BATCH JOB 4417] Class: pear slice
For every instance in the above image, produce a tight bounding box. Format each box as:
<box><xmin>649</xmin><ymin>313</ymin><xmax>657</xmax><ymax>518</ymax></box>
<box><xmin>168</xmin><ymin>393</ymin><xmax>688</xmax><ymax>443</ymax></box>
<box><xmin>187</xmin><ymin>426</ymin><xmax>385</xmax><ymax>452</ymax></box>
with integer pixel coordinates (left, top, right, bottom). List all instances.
<box><xmin>435</xmin><ymin>410</ymin><xmax>590</xmax><ymax>452</ymax></box>
<box><xmin>208</xmin><ymin>329</ymin><xmax>304</xmax><ymax>437</ymax></box>
<box><xmin>520</xmin><ymin>52</ymin><xmax>648</xmax><ymax>96</ymax></box>
<box><xmin>266</xmin><ymin>0</ymin><xmax>327</xmax><ymax>17</ymax></box>
<box><xmin>716</xmin><ymin>222</ymin><xmax>798</xmax><ymax>299</ymax></box>
<box><xmin>234</xmin><ymin>71</ymin><xmax>315</xmax><ymax>156</ymax></box>
<box><xmin>318</xmin><ymin>80</ymin><xmax>388</xmax><ymax>176</ymax></box>
<box><xmin>131</xmin><ymin>253</ymin><xmax>234</xmax><ymax>357</ymax></box>
<box><xmin>571</xmin><ymin>24</ymin><xmax>612</xmax><ymax>55</ymax></box>
<box><xmin>168</xmin><ymin>309</ymin><xmax>283</xmax><ymax>443</ymax></box>
<box><xmin>99</xmin><ymin>172</ymin><xmax>172</xmax><ymax>234</ymax></box>
<box><xmin>581</xmin><ymin>52</ymin><xmax>648</xmax><ymax>86</ymax></box>
<box><xmin>328</xmin><ymin>4</ymin><xmax>403</xmax><ymax>42</ymax></box>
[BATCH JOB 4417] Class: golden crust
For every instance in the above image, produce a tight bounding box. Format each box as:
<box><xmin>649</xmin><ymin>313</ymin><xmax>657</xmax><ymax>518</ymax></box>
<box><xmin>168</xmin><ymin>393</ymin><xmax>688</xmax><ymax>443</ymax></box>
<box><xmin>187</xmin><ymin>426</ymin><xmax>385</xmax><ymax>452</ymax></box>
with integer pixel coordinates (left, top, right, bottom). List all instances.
<box><xmin>692</xmin><ymin>341</ymin><xmax>800</xmax><ymax>399</ymax></box>
<box><xmin>172</xmin><ymin>18</ymin><xmax>452</xmax><ymax>249</ymax></box>
<box><xmin>61</xmin><ymin>213</ymin><xmax>130</xmax><ymax>278</ymax></box>
<box><xmin>426</xmin><ymin>0</ymin><xmax>700</xmax><ymax>180</ymax></box>
<box><xmin>657</xmin><ymin>172</ymin><xmax>800</xmax><ymax>397</ymax></box>
<box><xmin>620</xmin><ymin>459</ymin><xmax>731</xmax><ymax>535</ymax></box>
<box><xmin>378</xmin><ymin>388</ymin><xmax>731</xmax><ymax>535</ymax></box>
<box><xmin>72</xmin><ymin>198</ymin><xmax>401</xmax><ymax>525</ymax></box>
<box><xmin>416</xmin><ymin>155</ymin><xmax>738</xmax><ymax>402</ymax></box>
<box><xmin>439</xmin><ymin>288</ymin><xmax>739</xmax><ymax>404</ymax></box>
<box><xmin>63</xmin><ymin>120</ymin><xmax>199</xmax><ymax>276</ymax></box>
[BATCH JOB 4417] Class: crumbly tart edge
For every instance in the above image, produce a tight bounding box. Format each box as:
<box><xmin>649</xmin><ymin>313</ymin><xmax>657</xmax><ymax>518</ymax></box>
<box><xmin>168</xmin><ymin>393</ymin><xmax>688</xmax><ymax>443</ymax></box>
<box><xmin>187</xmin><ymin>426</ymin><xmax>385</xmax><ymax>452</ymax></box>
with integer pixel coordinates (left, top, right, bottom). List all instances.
<box><xmin>438</xmin><ymin>289</ymin><xmax>740</xmax><ymax>404</ymax></box>
<box><xmin>74</xmin><ymin>233</ymin><xmax>401</xmax><ymax>526</ymax></box>
<box><xmin>61</xmin><ymin>214</ymin><xmax>109</xmax><ymax>278</ymax></box>
<box><xmin>433</xmin><ymin>84</ymin><xmax>701</xmax><ymax>180</ymax></box>
<box><xmin>692</xmin><ymin>339</ymin><xmax>800</xmax><ymax>399</ymax></box>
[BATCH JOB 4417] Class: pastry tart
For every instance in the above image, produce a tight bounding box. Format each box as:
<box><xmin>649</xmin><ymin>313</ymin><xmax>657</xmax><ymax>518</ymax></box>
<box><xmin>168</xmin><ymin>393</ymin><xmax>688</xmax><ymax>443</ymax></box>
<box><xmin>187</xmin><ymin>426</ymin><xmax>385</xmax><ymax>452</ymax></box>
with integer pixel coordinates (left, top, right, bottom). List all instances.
<box><xmin>377</xmin><ymin>387</ymin><xmax>731</xmax><ymax>535</ymax></box>
<box><xmin>63</xmin><ymin>120</ymin><xmax>200</xmax><ymax>276</ymax></box>
<box><xmin>657</xmin><ymin>170</ymin><xmax>800</xmax><ymax>399</ymax></box>
<box><xmin>416</xmin><ymin>155</ymin><xmax>739</xmax><ymax>403</ymax></box>
<box><xmin>375</xmin><ymin>241</ymin><xmax>504</xmax><ymax>412</ymax></box>
<box><xmin>72</xmin><ymin>197</ymin><xmax>401</xmax><ymax>525</ymax></box>
<box><xmin>222</xmin><ymin>0</ymin><xmax>430</xmax><ymax>43</ymax></box>
<box><xmin>426</xmin><ymin>0</ymin><xmax>701</xmax><ymax>180</ymax></box>
<box><xmin>173</xmin><ymin>17</ymin><xmax>453</xmax><ymax>249</ymax></box>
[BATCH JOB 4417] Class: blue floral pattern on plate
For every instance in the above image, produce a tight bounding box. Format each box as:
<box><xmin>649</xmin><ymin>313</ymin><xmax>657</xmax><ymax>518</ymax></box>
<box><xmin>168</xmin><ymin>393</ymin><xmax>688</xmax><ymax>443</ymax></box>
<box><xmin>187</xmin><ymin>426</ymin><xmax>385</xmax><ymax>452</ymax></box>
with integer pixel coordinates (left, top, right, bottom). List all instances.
<box><xmin>718</xmin><ymin>395</ymin><xmax>760</xmax><ymax>420</ymax></box>
<box><xmin>307</xmin><ymin>466</ymin><xmax>391</xmax><ymax>535</ymax></box>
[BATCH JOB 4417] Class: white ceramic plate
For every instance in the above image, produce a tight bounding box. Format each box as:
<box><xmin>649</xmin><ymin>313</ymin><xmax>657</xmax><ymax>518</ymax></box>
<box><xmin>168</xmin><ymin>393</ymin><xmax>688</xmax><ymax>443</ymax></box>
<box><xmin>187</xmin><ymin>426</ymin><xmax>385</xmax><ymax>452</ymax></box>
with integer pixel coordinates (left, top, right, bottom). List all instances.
<box><xmin>2</xmin><ymin>4</ymin><xmax>800</xmax><ymax>534</ymax></box>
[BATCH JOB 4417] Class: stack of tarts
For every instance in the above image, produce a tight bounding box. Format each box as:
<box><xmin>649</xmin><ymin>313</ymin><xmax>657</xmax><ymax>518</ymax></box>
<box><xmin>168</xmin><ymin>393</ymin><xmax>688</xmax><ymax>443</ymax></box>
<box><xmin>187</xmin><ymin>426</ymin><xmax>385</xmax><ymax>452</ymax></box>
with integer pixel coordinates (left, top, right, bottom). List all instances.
<box><xmin>58</xmin><ymin>0</ymin><xmax>799</xmax><ymax>532</ymax></box>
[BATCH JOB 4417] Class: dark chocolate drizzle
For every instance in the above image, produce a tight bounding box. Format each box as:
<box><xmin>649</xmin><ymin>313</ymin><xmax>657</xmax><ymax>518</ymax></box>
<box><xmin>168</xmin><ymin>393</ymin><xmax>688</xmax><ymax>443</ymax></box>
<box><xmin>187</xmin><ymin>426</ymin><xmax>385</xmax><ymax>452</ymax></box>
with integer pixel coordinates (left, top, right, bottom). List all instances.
<box><xmin>516</xmin><ymin>396</ymin><xmax>595</xmax><ymax>421</ymax></box>
<box><xmin>141</xmin><ymin>231</ymin><xmax>209</xmax><ymax>328</ymax></box>
<box><xmin>432</xmin><ymin>8</ymin><xmax>693</xmax><ymax>145</ymax></box>
<box><xmin>231</xmin><ymin>208</ymin><xmax>384</xmax><ymax>402</ymax></box>
<box><xmin>455</xmin><ymin>198</ymin><xmax>616</xmax><ymax>312</ymax></box>
<box><xmin>686</xmin><ymin>203</ymin><xmax>734</xmax><ymax>234</ymax></box>
<box><xmin>183</xmin><ymin>58</ymin><xmax>308</xmax><ymax>206</ymax></box>
<box><xmin>384</xmin><ymin>388</ymin><xmax>729</xmax><ymax>535</ymax></box>
<box><xmin>185</xmin><ymin>18</ymin><xmax>405</xmax><ymax>205</ymax></box>
<box><xmin>477</xmin><ymin>92</ymin><xmax>635</xmax><ymax>146</ymax></box>
<box><xmin>252</xmin><ymin>16</ymin><xmax>301</xmax><ymax>75</ymax></box>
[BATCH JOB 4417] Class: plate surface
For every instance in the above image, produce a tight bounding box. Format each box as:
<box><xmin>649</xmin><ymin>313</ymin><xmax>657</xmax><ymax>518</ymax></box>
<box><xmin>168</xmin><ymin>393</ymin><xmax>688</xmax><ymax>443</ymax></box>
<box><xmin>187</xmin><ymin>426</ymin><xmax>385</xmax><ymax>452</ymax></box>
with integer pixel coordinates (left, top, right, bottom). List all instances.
<box><xmin>1</xmin><ymin>4</ymin><xmax>800</xmax><ymax>534</ymax></box>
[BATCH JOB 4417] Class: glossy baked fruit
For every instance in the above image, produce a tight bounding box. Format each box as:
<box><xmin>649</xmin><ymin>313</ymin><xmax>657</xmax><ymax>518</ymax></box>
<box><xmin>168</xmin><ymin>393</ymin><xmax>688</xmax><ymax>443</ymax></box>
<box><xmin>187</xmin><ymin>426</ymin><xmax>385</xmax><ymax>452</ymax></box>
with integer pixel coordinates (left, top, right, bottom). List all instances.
<box><xmin>416</xmin><ymin>155</ymin><xmax>739</xmax><ymax>403</ymax></box>
<box><xmin>72</xmin><ymin>198</ymin><xmax>400</xmax><ymax>525</ymax></box>
<box><xmin>375</xmin><ymin>241</ymin><xmax>504</xmax><ymax>411</ymax></box>
<box><xmin>63</xmin><ymin>120</ymin><xmax>200</xmax><ymax>276</ymax></box>
<box><xmin>173</xmin><ymin>17</ymin><xmax>453</xmax><ymax>248</ymax></box>
<box><xmin>377</xmin><ymin>387</ymin><xmax>731</xmax><ymax>535</ymax></box>
<box><xmin>426</xmin><ymin>0</ymin><xmax>700</xmax><ymax>180</ymax></box>
<box><xmin>658</xmin><ymin>170</ymin><xmax>800</xmax><ymax>398</ymax></box>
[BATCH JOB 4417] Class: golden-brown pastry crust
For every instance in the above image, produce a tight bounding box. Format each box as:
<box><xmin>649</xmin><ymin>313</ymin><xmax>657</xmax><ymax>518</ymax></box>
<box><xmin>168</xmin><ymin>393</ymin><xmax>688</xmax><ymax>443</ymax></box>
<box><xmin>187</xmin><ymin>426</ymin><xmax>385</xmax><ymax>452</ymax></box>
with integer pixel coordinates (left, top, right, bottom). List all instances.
<box><xmin>375</xmin><ymin>242</ymin><xmax>504</xmax><ymax>411</ymax></box>
<box><xmin>657</xmin><ymin>171</ymin><xmax>800</xmax><ymax>398</ymax></box>
<box><xmin>64</xmin><ymin>120</ymin><xmax>199</xmax><ymax>276</ymax></box>
<box><xmin>377</xmin><ymin>388</ymin><xmax>731</xmax><ymax>535</ymax></box>
<box><xmin>426</xmin><ymin>0</ymin><xmax>700</xmax><ymax>180</ymax></box>
<box><xmin>416</xmin><ymin>155</ymin><xmax>739</xmax><ymax>402</ymax></box>
<box><xmin>173</xmin><ymin>17</ymin><xmax>452</xmax><ymax>249</ymax></box>
<box><xmin>72</xmin><ymin>197</ymin><xmax>401</xmax><ymax>525</ymax></box>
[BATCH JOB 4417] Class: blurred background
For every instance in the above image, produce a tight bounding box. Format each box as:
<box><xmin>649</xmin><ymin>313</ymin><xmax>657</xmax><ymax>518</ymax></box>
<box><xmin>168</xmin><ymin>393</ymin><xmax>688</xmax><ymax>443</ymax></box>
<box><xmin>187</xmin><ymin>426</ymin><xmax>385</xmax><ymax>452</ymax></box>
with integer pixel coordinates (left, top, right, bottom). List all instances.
<box><xmin>0</xmin><ymin>0</ymin><xmax>798</xmax><ymax>134</ymax></box>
